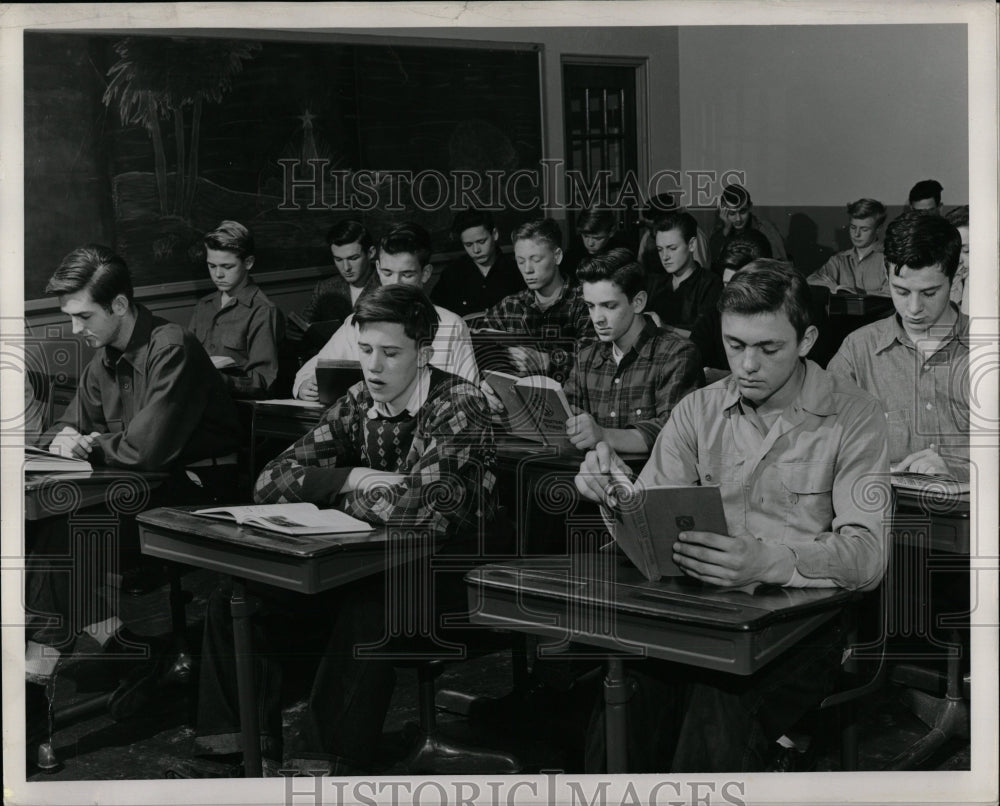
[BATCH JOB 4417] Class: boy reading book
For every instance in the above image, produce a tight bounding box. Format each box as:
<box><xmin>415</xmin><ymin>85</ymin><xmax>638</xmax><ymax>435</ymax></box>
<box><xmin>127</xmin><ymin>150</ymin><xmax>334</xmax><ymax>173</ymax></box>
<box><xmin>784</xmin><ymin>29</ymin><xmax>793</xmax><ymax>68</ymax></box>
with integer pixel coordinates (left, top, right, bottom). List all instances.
<box><xmin>828</xmin><ymin>211</ymin><xmax>969</xmax><ymax>481</ymax></box>
<box><xmin>431</xmin><ymin>208</ymin><xmax>526</xmax><ymax>316</ymax></box>
<box><xmin>807</xmin><ymin>199</ymin><xmax>889</xmax><ymax>296</ymax></box>
<box><xmin>293</xmin><ymin>222</ymin><xmax>479</xmax><ymax>399</ymax></box>
<box><xmin>564</xmin><ymin>247</ymin><xmax>703</xmax><ymax>452</ymax></box>
<box><xmin>477</xmin><ymin>218</ymin><xmax>595</xmax><ymax>384</ymax></box>
<box><xmin>189</xmin><ymin>220</ymin><xmax>285</xmax><ymax>398</ymax></box>
<box><xmin>576</xmin><ymin>261</ymin><xmax>889</xmax><ymax>773</ymax></box>
<box><xmin>561</xmin><ymin>206</ymin><xmax>632</xmax><ymax>282</ymax></box>
<box><xmin>298</xmin><ymin>218</ymin><xmax>380</xmax><ymax>326</ymax></box>
<box><xmin>185</xmin><ymin>285</ymin><xmax>498</xmax><ymax>777</ymax></box>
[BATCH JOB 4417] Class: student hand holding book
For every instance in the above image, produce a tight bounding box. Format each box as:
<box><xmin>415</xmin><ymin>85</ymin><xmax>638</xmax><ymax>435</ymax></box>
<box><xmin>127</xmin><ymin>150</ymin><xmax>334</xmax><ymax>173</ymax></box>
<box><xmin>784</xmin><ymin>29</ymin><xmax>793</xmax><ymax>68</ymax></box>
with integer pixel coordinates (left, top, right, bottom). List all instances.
<box><xmin>575</xmin><ymin>441</ymin><xmax>636</xmax><ymax>509</ymax></box>
<box><xmin>891</xmin><ymin>445</ymin><xmax>951</xmax><ymax>477</ymax></box>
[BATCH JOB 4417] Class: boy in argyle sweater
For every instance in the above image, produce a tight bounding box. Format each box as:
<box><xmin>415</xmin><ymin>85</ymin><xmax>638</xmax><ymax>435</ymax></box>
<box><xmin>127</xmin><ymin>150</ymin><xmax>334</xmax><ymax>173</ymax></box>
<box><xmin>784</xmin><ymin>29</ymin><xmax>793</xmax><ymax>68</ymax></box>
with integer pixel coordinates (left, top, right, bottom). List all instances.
<box><xmin>187</xmin><ymin>285</ymin><xmax>498</xmax><ymax>777</ymax></box>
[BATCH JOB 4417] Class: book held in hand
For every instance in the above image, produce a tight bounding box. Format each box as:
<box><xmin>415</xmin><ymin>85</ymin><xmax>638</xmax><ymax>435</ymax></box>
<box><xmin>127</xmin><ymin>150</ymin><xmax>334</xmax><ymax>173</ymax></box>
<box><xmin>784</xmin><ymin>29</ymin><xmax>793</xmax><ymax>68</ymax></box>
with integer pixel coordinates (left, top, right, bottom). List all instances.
<box><xmin>24</xmin><ymin>445</ymin><xmax>93</xmax><ymax>473</ymax></box>
<box><xmin>891</xmin><ymin>471</ymin><xmax>969</xmax><ymax>496</ymax></box>
<box><xmin>483</xmin><ymin>370</ymin><xmax>575</xmax><ymax>451</ymax></box>
<box><xmin>610</xmin><ymin>484</ymin><xmax>728</xmax><ymax>582</ymax></box>
<box><xmin>193</xmin><ymin>503</ymin><xmax>374</xmax><ymax>536</ymax></box>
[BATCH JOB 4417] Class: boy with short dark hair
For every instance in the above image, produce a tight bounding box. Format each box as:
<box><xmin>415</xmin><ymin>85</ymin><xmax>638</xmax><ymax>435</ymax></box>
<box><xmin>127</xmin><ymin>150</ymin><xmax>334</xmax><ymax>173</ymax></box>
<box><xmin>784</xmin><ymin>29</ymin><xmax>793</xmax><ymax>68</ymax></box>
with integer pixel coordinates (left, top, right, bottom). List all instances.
<box><xmin>189</xmin><ymin>220</ymin><xmax>284</xmax><ymax>398</ymax></box>
<box><xmin>293</xmin><ymin>222</ymin><xmax>479</xmax><ymax>399</ymax></box>
<box><xmin>708</xmin><ymin>183</ymin><xmax>787</xmax><ymax>264</ymax></box>
<box><xmin>478</xmin><ymin>218</ymin><xmax>595</xmax><ymax>384</ymax></box>
<box><xmin>908</xmin><ymin>179</ymin><xmax>944</xmax><ymax>215</ymax></box>
<box><xmin>431</xmin><ymin>208</ymin><xmax>525</xmax><ymax>316</ymax></box>
<box><xmin>647</xmin><ymin>211</ymin><xmax>723</xmax><ymax>331</ymax></box>
<box><xmin>828</xmin><ymin>211</ymin><xmax>969</xmax><ymax>480</ymax></box>
<box><xmin>188</xmin><ymin>285</ymin><xmax>498</xmax><ymax>776</ymax></box>
<box><xmin>576</xmin><ymin>260</ymin><xmax>889</xmax><ymax>772</ymax></box>
<box><xmin>300</xmin><ymin>218</ymin><xmax>380</xmax><ymax>324</ymax></box>
<box><xmin>944</xmin><ymin>205</ymin><xmax>969</xmax><ymax>312</ymax></box>
<box><xmin>808</xmin><ymin>199</ymin><xmax>889</xmax><ymax>295</ymax></box>
<box><xmin>562</xmin><ymin>206</ymin><xmax>632</xmax><ymax>281</ymax></box>
<box><xmin>564</xmin><ymin>247</ymin><xmax>703</xmax><ymax>452</ymax></box>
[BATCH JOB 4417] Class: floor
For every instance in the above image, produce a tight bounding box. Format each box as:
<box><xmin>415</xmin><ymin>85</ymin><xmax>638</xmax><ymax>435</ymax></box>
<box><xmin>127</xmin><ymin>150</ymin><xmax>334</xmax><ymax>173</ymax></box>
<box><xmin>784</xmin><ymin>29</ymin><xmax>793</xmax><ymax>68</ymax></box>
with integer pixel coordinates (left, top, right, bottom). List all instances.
<box><xmin>23</xmin><ymin>567</ymin><xmax>971</xmax><ymax>781</ymax></box>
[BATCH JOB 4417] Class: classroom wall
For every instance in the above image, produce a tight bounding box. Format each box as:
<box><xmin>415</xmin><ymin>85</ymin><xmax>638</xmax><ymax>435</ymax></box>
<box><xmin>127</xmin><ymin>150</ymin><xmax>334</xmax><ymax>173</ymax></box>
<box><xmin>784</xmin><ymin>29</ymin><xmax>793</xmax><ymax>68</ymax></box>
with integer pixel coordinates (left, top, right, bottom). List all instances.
<box><xmin>676</xmin><ymin>24</ymin><xmax>968</xmax><ymax>269</ymax></box>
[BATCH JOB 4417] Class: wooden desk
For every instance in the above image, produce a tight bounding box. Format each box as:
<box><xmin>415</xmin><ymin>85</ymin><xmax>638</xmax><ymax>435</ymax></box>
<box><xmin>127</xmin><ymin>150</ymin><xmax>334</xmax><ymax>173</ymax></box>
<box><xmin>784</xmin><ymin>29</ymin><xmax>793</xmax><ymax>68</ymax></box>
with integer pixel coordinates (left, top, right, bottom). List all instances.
<box><xmin>886</xmin><ymin>483</ymin><xmax>971</xmax><ymax>769</ymax></box>
<box><xmin>24</xmin><ymin>469</ymin><xmax>167</xmax><ymax>521</ymax></box>
<box><xmin>137</xmin><ymin>506</ymin><xmax>434</xmax><ymax>777</ymax></box>
<box><xmin>467</xmin><ymin>553</ymin><xmax>856</xmax><ymax>771</ymax></box>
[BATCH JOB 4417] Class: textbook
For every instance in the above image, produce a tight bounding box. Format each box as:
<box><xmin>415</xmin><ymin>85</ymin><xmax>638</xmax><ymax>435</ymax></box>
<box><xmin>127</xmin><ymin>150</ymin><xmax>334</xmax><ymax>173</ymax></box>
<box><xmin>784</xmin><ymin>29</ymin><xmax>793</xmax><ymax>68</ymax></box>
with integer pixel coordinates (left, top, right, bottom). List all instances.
<box><xmin>891</xmin><ymin>471</ymin><xmax>970</xmax><ymax>496</ymax></box>
<box><xmin>316</xmin><ymin>359</ymin><xmax>364</xmax><ymax>405</ymax></box>
<box><xmin>210</xmin><ymin>355</ymin><xmax>238</xmax><ymax>370</ymax></box>
<box><xmin>828</xmin><ymin>291</ymin><xmax>893</xmax><ymax>317</ymax></box>
<box><xmin>483</xmin><ymin>370</ymin><xmax>576</xmax><ymax>450</ymax></box>
<box><xmin>192</xmin><ymin>503</ymin><xmax>373</xmax><ymax>536</ymax></box>
<box><xmin>609</xmin><ymin>484</ymin><xmax>728</xmax><ymax>582</ymax></box>
<box><xmin>24</xmin><ymin>445</ymin><xmax>93</xmax><ymax>473</ymax></box>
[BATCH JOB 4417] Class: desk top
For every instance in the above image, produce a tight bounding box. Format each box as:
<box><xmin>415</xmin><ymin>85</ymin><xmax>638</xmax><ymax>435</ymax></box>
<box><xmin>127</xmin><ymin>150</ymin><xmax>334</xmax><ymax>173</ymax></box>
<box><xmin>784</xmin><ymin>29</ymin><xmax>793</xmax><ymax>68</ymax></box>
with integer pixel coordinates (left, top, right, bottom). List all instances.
<box><xmin>137</xmin><ymin>506</ymin><xmax>388</xmax><ymax>559</ymax></box>
<box><xmin>24</xmin><ymin>469</ymin><xmax>167</xmax><ymax>520</ymax></box>
<box><xmin>138</xmin><ymin>506</ymin><xmax>435</xmax><ymax>594</ymax></box>
<box><xmin>468</xmin><ymin>554</ymin><xmax>855</xmax><ymax>674</ymax></box>
<box><xmin>496</xmin><ymin>436</ymin><xmax>647</xmax><ymax>472</ymax></box>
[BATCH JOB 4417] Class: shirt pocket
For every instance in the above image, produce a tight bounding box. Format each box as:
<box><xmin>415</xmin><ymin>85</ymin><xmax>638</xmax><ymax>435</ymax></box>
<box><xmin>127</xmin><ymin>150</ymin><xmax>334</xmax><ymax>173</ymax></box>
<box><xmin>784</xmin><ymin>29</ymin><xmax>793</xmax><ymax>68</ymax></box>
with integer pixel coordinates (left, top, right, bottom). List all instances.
<box><xmin>222</xmin><ymin>332</ymin><xmax>248</xmax><ymax>355</ymax></box>
<box><xmin>884</xmin><ymin>409</ymin><xmax>913</xmax><ymax>463</ymax></box>
<box><xmin>777</xmin><ymin>461</ymin><xmax>835</xmax><ymax>538</ymax></box>
<box><xmin>695</xmin><ymin>458</ymin><xmax>742</xmax><ymax>487</ymax></box>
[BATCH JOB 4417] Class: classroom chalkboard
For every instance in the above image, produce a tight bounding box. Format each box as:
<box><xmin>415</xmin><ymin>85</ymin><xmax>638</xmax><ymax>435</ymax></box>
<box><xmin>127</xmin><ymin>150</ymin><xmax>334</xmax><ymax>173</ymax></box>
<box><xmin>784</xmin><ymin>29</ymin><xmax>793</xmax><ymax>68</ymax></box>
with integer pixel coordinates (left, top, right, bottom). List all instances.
<box><xmin>23</xmin><ymin>32</ymin><xmax>543</xmax><ymax>300</ymax></box>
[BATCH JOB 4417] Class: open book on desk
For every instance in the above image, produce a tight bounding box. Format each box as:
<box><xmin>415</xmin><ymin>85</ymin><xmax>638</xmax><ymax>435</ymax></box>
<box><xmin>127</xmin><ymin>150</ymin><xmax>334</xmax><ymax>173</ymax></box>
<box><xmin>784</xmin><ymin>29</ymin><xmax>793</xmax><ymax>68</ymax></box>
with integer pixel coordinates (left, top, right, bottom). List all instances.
<box><xmin>891</xmin><ymin>471</ymin><xmax>969</xmax><ymax>496</ymax></box>
<box><xmin>24</xmin><ymin>445</ymin><xmax>93</xmax><ymax>473</ymax></box>
<box><xmin>193</xmin><ymin>503</ymin><xmax>373</xmax><ymax>536</ymax></box>
<box><xmin>483</xmin><ymin>370</ymin><xmax>576</xmax><ymax>451</ymax></box>
<box><xmin>608</xmin><ymin>485</ymin><xmax>727</xmax><ymax>582</ymax></box>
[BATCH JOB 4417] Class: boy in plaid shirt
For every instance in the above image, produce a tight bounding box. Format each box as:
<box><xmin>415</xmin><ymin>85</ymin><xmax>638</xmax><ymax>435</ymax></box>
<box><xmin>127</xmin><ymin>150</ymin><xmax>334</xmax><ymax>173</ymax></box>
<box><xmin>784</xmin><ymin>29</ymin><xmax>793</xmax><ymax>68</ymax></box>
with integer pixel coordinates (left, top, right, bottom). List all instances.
<box><xmin>565</xmin><ymin>248</ymin><xmax>704</xmax><ymax>452</ymax></box>
<box><xmin>478</xmin><ymin>218</ymin><xmax>595</xmax><ymax>384</ymax></box>
<box><xmin>186</xmin><ymin>286</ymin><xmax>498</xmax><ymax>776</ymax></box>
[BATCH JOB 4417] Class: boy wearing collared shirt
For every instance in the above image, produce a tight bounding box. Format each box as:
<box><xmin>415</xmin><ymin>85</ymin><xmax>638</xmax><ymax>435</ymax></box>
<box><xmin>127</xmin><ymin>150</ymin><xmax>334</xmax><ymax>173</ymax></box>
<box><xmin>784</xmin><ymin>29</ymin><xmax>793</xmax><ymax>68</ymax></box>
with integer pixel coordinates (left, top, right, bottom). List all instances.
<box><xmin>647</xmin><ymin>211</ymin><xmax>723</xmax><ymax>332</ymax></box>
<box><xmin>564</xmin><ymin>247</ymin><xmax>703</xmax><ymax>453</ymax></box>
<box><xmin>300</xmin><ymin>218</ymin><xmax>380</xmax><ymax>324</ymax></box>
<box><xmin>478</xmin><ymin>218</ymin><xmax>595</xmax><ymax>384</ymax></box>
<box><xmin>29</xmin><ymin>245</ymin><xmax>241</xmax><ymax>735</ymax></box>
<box><xmin>828</xmin><ymin>211</ymin><xmax>969</xmax><ymax>480</ymax></box>
<box><xmin>809</xmin><ymin>198</ymin><xmax>889</xmax><ymax>296</ymax></box>
<box><xmin>576</xmin><ymin>261</ymin><xmax>889</xmax><ymax>772</ymax></box>
<box><xmin>188</xmin><ymin>286</ymin><xmax>497</xmax><ymax>776</ymax></box>
<box><xmin>293</xmin><ymin>222</ymin><xmax>479</xmax><ymax>399</ymax></box>
<box><xmin>189</xmin><ymin>221</ymin><xmax>284</xmax><ymax>398</ymax></box>
<box><xmin>431</xmin><ymin>208</ymin><xmax>525</xmax><ymax>317</ymax></box>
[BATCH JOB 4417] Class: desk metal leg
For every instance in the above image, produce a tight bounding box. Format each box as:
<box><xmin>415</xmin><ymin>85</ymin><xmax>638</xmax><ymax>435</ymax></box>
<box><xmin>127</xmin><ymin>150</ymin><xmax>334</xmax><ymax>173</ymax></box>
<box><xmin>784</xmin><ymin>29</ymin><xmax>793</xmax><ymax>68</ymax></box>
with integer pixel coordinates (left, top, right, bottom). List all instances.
<box><xmin>164</xmin><ymin>566</ymin><xmax>194</xmax><ymax>685</ymax></box>
<box><xmin>604</xmin><ymin>657</ymin><xmax>629</xmax><ymax>773</ymax></box>
<box><xmin>230</xmin><ymin>576</ymin><xmax>262</xmax><ymax>778</ymax></box>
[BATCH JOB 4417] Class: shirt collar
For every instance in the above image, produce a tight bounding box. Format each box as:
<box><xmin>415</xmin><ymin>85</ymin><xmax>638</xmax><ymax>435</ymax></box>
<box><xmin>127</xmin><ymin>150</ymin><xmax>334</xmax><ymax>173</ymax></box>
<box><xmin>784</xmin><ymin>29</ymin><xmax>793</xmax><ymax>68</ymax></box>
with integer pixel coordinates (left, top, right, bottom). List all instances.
<box><xmin>593</xmin><ymin>315</ymin><xmax>660</xmax><ymax>367</ymax></box>
<box><xmin>528</xmin><ymin>277</ymin><xmax>569</xmax><ymax>311</ymax></box>
<box><xmin>721</xmin><ymin>359</ymin><xmax>836</xmax><ymax>418</ymax></box>
<box><xmin>875</xmin><ymin>306</ymin><xmax>968</xmax><ymax>354</ymax></box>
<box><xmin>366</xmin><ymin>366</ymin><xmax>432</xmax><ymax>419</ymax></box>
<box><xmin>853</xmin><ymin>241</ymin><xmax>883</xmax><ymax>263</ymax></box>
<box><xmin>219</xmin><ymin>281</ymin><xmax>259</xmax><ymax>309</ymax></box>
<box><xmin>102</xmin><ymin>304</ymin><xmax>153</xmax><ymax>374</ymax></box>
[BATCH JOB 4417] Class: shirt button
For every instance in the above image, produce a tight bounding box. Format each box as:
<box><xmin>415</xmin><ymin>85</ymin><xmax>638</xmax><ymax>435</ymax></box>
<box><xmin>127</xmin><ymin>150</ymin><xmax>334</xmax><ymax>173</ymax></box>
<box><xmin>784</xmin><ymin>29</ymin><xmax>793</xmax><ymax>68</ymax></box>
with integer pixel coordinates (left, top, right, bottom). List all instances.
<box><xmin>614</xmin><ymin>378</ymin><xmax>621</xmax><ymax>384</ymax></box>
<box><xmin>926</xmin><ymin>402</ymin><xmax>934</xmax><ymax>410</ymax></box>
<box><xmin>635</xmin><ymin>408</ymin><xmax>642</xmax><ymax>415</ymax></box>
<box><xmin>122</xmin><ymin>382</ymin><xmax>130</xmax><ymax>390</ymax></box>
<box><xmin>705</xmin><ymin>473</ymin><xmax>713</xmax><ymax>482</ymax></box>
<box><xmin>609</xmin><ymin>412</ymin><xmax>616</xmax><ymax>418</ymax></box>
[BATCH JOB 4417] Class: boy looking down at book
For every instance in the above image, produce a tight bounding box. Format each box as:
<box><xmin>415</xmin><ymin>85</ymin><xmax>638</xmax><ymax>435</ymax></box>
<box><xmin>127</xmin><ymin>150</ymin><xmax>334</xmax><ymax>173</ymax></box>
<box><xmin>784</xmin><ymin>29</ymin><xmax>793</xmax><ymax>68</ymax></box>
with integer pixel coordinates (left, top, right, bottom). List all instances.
<box><xmin>28</xmin><ymin>245</ymin><xmax>242</xmax><ymax>736</ymax></box>
<box><xmin>564</xmin><ymin>247</ymin><xmax>703</xmax><ymax>452</ymax></box>
<box><xmin>300</xmin><ymin>218</ymin><xmax>380</xmax><ymax>325</ymax></box>
<box><xmin>431</xmin><ymin>208</ymin><xmax>525</xmax><ymax>317</ymax></box>
<box><xmin>575</xmin><ymin>261</ymin><xmax>889</xmax><ymax>772</ymax></box>
<box><xmin>293</xmin><ymin>222</ymin><xmax>479</xmax><ymax>400</ymax></box>
<box><xmin>189</xmin><ymin>220</ymin><xmax>285</xmax><ymax>398</ymax></box>
<box><xmin>478</xmin><ymin>218</ymin><xmax>594</xmax><ymax>384</ymax></box>
<box><xmin>828</xmin><ymin>211</ymin><xmax>969</xmax><ymax>481</ymax></box>
<box><xmin>187</xmin><ymin>285</ymin><xmax>498</xmax><ymax>776</ymax></box>
<box><xmin>647</xmin><ymin>211</ymin><xmax>723</xmax><ymax>332</ymax></box>
<box><xmin>808</xmin><ymin>199</ymin><xmax>889</xmax><ymax>296</ymax></box>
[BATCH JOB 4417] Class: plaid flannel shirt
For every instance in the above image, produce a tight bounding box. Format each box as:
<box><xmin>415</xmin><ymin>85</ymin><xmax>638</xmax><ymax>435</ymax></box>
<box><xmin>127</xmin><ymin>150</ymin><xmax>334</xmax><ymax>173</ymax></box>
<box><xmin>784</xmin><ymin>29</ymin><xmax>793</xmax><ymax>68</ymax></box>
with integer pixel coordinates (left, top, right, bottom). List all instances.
<box><xmin>564</xmin><ymin>316</ymin><xmax>705</xmax><ymax>448</ymax></box>
<box><xmin>478</xmin><ymin>280</ymin><xmax>595</xmax><ymax>383</ymax></box>
<box><xmin>254</xmin><ymin>368</ymin><xmax>497</xmax><ymax>538</ymax></box>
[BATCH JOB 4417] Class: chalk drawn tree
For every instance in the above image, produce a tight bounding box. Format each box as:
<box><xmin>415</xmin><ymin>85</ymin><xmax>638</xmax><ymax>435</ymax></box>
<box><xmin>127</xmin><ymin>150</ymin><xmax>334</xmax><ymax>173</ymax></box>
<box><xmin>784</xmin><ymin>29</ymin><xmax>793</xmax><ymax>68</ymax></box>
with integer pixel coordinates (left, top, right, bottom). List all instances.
<box><xmin>102</xmin><ymin>37</ymin><xmax>260</xmax><ymax>220</ymax></box>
